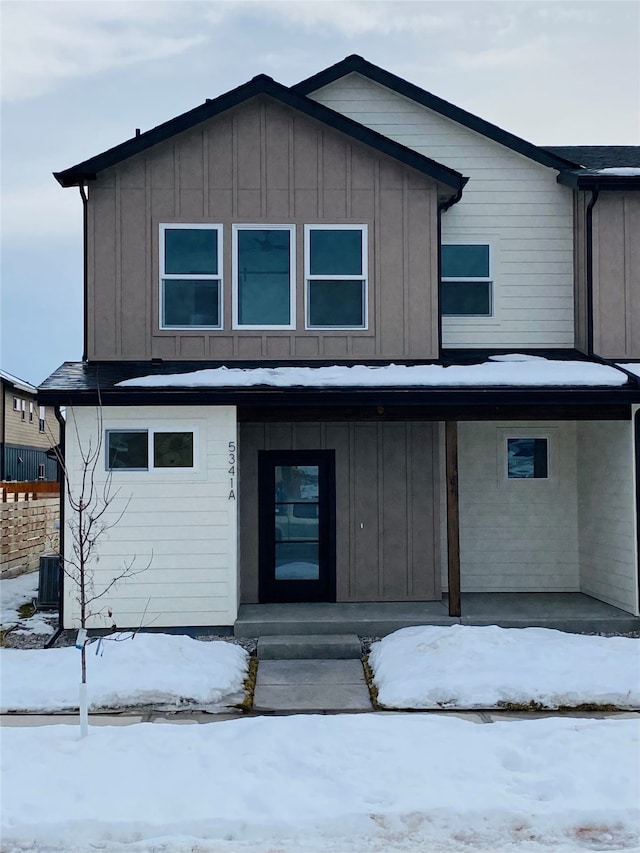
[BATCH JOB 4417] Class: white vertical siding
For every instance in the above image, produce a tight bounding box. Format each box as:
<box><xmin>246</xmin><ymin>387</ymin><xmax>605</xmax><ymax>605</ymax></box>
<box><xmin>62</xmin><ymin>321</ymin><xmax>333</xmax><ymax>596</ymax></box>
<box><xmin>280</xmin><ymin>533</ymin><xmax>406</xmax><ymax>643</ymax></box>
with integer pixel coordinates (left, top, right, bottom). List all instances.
<box><xmin>577</xmin><ymin>420</ymin><xmax>638</xmax><ymax>615</ymax></box>
<box><xmin>457</xmin><ymin>421</ymin><xmax>579</xmax><ymax>591</ymax></box>
<box><xmin>309</xmin><ymin>74</ymin><xmax>574</xmax><ymax>349</ymax></box>
<box><xmin>63</xmin><ymin>405</ymin><xmax>238</xmax><ymax>629</ymax></box>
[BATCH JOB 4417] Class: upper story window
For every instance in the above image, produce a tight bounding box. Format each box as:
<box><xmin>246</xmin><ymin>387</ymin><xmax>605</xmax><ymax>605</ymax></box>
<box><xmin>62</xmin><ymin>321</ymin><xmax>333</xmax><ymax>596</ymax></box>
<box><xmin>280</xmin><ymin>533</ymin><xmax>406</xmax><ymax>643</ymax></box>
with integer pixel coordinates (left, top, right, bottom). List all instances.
<box><xmin>39</xmin><ymin>406</ymin><xmax>46</xmax><ymax>433</ymax></box>
<box><xmin>160</xmin><ymin>224</ymin><xmax>222</xmax><ymax>329</ymax></box>
<box><xmin>13</xmin><ymin>397</ymin><xmax>20</xmax><ymax>412</ymax></box>
<box><xmin>233</xmin><ymin>225</ymin><xmax>295</xmax><ymax>329</ymax></box>
<box><xmin>29</xmin><ymin>402</ymin><xmax>34</xmax><ymax>423</ymax></box>
<box><xmin>441</xmin><ymin>244</ymin><xmax>492</xmax><ymax>317</ymax></box>
<box><xmin>305</xmin><ymin>226</ymin><xmax>367</xmax><ymax>329</ymax></box>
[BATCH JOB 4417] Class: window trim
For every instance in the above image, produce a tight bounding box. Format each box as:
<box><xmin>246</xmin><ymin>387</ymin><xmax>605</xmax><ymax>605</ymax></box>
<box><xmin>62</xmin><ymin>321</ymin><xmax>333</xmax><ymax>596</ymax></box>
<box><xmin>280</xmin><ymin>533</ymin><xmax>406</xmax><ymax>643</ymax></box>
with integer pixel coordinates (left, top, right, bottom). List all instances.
<box><xmin>441</xmin><ymin>242</ymin><xmax>493</xmax><ymax>318</ymax></box>
<box><xmin>304</xmin><ymin>224</ymin><xmax>368</xmax><ymax>330</ymax></box>
<box><xmin>231</xmin><ymin>224</ymin><xmax>296</xmax><ymax>330</ymax></box>
<box><xmin>39</xmin><ymin>406</ymin><xmax>46</xmax><ymax>433</ymax></box>
<box><xmin>159</xmin><ymin>223</ymin><xmax>223</xmax><ymax>330</ymax></box>
<box><xmin>497</xmin><ymin>428</ymin><xmax>554</xmax><ymax>484</ymax></box>
<box><xmin>106</xmin><ymin>428</ymin><xmax>199</xmax><ymax>473</ymax></box>
<box><xmin>13</xmin><ymin>397</ymin><xmax>20</xmax><ymax>412</ymax></box>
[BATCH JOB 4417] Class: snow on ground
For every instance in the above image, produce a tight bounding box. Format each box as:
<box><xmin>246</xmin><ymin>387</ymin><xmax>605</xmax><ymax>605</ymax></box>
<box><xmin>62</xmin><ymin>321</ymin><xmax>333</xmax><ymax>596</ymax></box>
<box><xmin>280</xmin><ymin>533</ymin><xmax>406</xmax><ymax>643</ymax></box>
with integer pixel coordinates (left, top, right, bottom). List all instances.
<box><xmin>0</xmin><ymin>632</ymin><xmax>248</xmax><ymax>711</ymax></box>
<box><xmin>369</xmin><ymin>625</ymin><xmax>640</xmax><ymax>709</ymax></box>
<box><xmin>1</xmin><ymin>714</ymin><xmax>638</xmax><ymax>853</ymax></box>
<box><xmin>0</xmin><ymin>570</ymin><xmax>55</xmax><ymax>635</ymax></box>
<box><xmin>116</xmin><ymin>356</ymin><xmax>628</xmax><ymax>389</ymax></box>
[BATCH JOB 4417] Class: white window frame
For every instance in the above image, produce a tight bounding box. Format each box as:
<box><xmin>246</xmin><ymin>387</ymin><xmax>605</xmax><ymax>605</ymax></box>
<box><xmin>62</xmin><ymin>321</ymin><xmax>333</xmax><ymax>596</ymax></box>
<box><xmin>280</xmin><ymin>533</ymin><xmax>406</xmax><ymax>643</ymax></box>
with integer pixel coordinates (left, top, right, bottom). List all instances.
<box><xmin>159</xmin><ymin>223</ymin><xmax>223</xmax><ymax>330</ymax></box>
<box><xmin>20</xmin><ymin>399</ymin><xmax>25</xmax><ymax>421</ymax></box>
<box><xmin>13</xmin><ymin>397</ymin><xmax>20</xmax><ymax>412</ymax></box>
<box><xmin>497</xmin><ymin>428</ymin><xmax>554</xmax><ymax>484</ymax></box>
<box><xmin>39</xmin><ymin>406</ymin><xmax>46</xmax><ymax>433</ymax></box>
<box><xmin>106</xmin><ymin>428</ymin><xmax>199</xmax><ymax>473</ymax></box>
<box><xmin>304</xmin><ymin>224</ymin><xmax>368</xmax><ymax>330</ymax></box>
<box><xmin>441</xmin><ymin>242</ymin><xmax>493</xmax><ymax>318</ymax></box>
<box><xmin>29</xmin><ymin>402</ymin><xmax>34</xmax><ymax>423</ymax></box>
<box><xmin>232</xmin><ymin>224</ymin><xmax>296</xmax><ymax>330</ymax></box>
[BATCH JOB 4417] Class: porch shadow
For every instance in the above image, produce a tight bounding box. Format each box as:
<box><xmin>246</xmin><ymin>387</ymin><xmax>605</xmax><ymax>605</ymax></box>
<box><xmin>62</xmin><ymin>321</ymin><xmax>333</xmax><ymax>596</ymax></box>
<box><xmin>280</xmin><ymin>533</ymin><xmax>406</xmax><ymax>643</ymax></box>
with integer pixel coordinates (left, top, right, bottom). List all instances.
<box><xmin>235</xmin><ymin>593</ymin><xmax>639</xmax><ymax>637</ymax></box>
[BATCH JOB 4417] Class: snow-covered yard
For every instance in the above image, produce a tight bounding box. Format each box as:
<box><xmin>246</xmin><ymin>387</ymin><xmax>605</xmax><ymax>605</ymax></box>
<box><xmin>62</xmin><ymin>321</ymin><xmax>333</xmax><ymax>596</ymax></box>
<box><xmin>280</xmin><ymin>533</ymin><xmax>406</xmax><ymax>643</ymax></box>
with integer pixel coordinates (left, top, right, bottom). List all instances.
<box><xmin>369</xmin><ymin>625</ymin><xmax>640</xmax><ymax>710</ymax></box>
<box><xmin>0</xmin><ymin>570</ymin><xmax>56</xmax><ymax>636</ymax></box>
<box><xmin>0</xmin><ymin>632</ymin><xmax>249</xmax><ymax>711</ymax></box>
<box><xmin>1</xmin><ymin>714</ymin><xmax>638</xmax><ymax>853</ymax></box>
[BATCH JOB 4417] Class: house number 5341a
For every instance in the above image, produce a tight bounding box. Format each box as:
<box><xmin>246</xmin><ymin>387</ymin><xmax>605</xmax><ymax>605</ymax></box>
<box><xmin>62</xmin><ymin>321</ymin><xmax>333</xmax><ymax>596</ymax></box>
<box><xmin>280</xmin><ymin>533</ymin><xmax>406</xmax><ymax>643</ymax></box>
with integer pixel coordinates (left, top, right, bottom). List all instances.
<box><xmin>228</xmin><ymin>441</ymin><xmax>236</xmax><ymax>500</ymax></box>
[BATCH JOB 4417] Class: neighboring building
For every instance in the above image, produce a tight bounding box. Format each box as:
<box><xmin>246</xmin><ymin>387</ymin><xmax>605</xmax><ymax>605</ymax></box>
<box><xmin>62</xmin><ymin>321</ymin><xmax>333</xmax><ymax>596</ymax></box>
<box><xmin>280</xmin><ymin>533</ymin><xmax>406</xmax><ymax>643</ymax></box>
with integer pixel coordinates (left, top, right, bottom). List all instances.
<box><xmin>39</xmin><ymin>56</ymin><xmax>640</xmax><ymax>631</ymax></box>
<box><xmin>1</xmin><ymin>370</ymin><xmax>58</xmax><ymax>482</ymax></box>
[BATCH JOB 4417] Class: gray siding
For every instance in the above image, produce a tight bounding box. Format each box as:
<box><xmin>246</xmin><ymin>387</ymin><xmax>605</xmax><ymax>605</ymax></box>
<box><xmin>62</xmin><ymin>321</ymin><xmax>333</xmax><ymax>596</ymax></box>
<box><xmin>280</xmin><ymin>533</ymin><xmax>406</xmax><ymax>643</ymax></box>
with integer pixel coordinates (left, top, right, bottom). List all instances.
<box><xmin>239</xmin><ymin>421</ymin><xmax>440</xmax><ymax>603</ymax></box>
<box><xmin>87</xmin><ymin>96</ymin><xmax>440</xmax><ymax>362</ymax></box>
<box><xmin>592</xmin><ymin>193</ymin><xmax>640</xmax><ymax>359</ymax></box>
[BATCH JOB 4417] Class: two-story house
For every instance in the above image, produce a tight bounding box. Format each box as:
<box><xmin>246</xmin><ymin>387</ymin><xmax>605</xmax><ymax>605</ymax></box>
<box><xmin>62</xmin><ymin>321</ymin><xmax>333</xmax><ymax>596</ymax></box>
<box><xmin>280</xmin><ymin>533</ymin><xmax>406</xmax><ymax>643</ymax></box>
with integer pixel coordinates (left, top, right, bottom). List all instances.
<box><xmin>1</xmin><ymin>369</ymin><xmax>57</xmax><ymax>482</ymax></box>
<box><xmin>39</xmin><ymin>56</ymin><xmax>640</xmax><ymax>633</ymax></box>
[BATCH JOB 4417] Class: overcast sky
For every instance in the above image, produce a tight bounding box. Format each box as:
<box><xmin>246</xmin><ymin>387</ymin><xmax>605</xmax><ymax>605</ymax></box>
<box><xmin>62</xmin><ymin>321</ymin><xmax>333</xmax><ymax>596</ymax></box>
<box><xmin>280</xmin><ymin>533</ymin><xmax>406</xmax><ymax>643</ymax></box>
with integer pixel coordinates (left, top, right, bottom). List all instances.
<box><xmin>1</xmin><ymin>0</ymin><xmax>638</xmax><ymax>386</ymax></box>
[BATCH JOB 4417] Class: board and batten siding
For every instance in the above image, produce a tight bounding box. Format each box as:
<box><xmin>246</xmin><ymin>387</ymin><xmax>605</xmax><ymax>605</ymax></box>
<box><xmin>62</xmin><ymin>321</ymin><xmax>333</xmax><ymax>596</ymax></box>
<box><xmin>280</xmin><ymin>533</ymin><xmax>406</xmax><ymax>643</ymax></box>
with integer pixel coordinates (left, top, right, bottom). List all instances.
<box><xmin>577</xmin><ymin>420</ymin><xmax>638</xmax><ymax>614</ymax></box>
<box><xmin>87</xmin><ymin>95</ymin><xmax>440</xmax><ymax>362</ymax></box>
<box><xmin>308</xmin><ymin>74</ymin><xmax>575</xmax><ymax>349</ymax></box>
<box><xmin>239</xmin><ymin>421</ymin><xmax>440</xmax><ymax>603</ymax></box>
<box><xmin>63</xmin><ymin>406</ymin><xmax>238</xmax><ymax>629</ymax></box>
<box><xmin>591</xmin><ymin>193</ymin><xmax>640</xmax><ymax>359</ymax></box>
<box><xmin>457</xmin><ymin>422</ymin><xmax>580</xmax><ymax>592</ymax></box>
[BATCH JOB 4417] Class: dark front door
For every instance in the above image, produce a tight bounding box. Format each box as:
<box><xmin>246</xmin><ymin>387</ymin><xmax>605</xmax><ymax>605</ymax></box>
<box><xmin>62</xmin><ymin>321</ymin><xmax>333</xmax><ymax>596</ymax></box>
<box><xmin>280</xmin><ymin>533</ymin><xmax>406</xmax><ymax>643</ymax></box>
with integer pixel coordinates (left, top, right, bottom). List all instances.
<box><xmin>258</xmin><ymin>450</ymin><xmax>336</xmax><ymax>603</ymax></box>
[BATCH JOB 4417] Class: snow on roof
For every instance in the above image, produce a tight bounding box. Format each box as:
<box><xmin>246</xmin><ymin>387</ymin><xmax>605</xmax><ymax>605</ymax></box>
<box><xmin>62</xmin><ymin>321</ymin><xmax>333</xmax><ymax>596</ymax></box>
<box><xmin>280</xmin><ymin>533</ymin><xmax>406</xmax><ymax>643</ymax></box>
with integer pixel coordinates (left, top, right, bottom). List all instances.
<box><xmin>0</xmin><ymin>369</ymin><xmax>37</xmax><ymax>395</ymax></box>
<box><xmin>116</xmin><ymin>356</ymin><xmax>628</xmax><ymax>390</ymax></box>
<box><xmin>595</xmin><ymin>167</ymin><xmax>640</xmax><ymax>176</ymax></box>
<box><xmin>617</xmin><ymin>362</ymin><xmax>640</xmax><ymax>379</ymax></box>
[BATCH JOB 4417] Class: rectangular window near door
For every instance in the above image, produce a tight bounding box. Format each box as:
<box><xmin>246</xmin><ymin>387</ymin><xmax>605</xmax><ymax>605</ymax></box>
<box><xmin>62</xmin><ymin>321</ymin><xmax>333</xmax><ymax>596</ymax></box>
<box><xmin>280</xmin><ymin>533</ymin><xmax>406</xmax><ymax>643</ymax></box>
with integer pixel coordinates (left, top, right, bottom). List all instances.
<box><xmin>305</xmin><ymin>225</ymin><xmax>367</xmax><ymax>329</ymax></box>
<box><xmin>233</xmin><ymin>225</ymin><xmax>295</xmax><ymax>328</ymax></box>
<box><xmin>441</xmin><ymin>243</ymin><xmax>492</xmax><ymax>316</ymax></box>
<box><xmin>507</xmin><ymin>438</ymin><xmax>548</xmax><ymax>479</ymax></box>
<box><xmin>106</xmin><ymin>430</ymin><xmax>149</xmax><ymax>470</ymax></box>
<box><xmin>106</xmin><ymin>429</ymin><xmax>197</xmax><ymax>471</ymax></box>
<box><xmin>160</xmin><ymin>224</ymin><xmax>222</xmax><ymax>329</ymax></box>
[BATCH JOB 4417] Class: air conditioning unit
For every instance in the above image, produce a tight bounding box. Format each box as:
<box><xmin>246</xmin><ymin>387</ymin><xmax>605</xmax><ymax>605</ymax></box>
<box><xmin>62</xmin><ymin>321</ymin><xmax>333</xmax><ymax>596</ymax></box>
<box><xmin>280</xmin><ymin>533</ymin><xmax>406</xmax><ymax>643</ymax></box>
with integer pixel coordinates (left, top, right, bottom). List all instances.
<box><xmin>38</xmin><ymin>555</ymin><xmax>60</xmax><ymax>609</ymax></box>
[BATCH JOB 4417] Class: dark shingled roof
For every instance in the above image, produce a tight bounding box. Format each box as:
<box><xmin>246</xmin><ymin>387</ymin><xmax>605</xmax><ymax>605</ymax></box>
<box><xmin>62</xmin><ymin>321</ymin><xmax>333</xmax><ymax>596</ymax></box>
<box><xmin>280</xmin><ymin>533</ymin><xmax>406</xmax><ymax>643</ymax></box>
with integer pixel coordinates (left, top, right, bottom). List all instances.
<box><xmin>546</xmin><ymin>146</ymin><xmax>640</xmax><ymax>169</ymax></box>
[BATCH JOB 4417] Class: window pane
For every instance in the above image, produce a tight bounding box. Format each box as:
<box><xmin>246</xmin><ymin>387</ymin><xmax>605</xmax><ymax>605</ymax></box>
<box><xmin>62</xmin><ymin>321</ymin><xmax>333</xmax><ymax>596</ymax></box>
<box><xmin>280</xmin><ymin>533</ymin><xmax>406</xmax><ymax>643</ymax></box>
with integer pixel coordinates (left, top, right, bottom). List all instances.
<box><xmin>275</xmin><ymin>543</ymin><xmax>319</xmax><ymax>580</ymax></box>
<box><xmin>441</xmin><ymin>281</ymin><xmax>491</xmax><ymax>316</ymax></box>
<box><xmin>163</xmin><ymin>279</ymin><xmax>220</xmax><ymax>327</ymax></box>
<box><xmin>107</xmin><ymin>431</ymin><xmax>148</xmax><ymax>470</ymax></box>
<box><xmin>310</xmin><ymin>229</ymin><xmax>362</xmax><ymax>275</ymax></box>
<box><xmin>441</xmin><ymin>245</ymin><xmax>489</xmax><ymax>278</ymax></box>
<box><xmin>165</xmin><ymin>229</ymin><xmax>218</xmax><ymax>275</ymax></box>
<box><xmin>507</xmin><ymin>438</ymin><xmax>548</xmax><ymax>479</ymax></box>
<box><xmin>308</xmin><ymin>280</ymin><xmax>364</xmax><ymax>327</ymax></box>
<box><xmin>154</xmin><ymin>432</ymin><xmax>194</xmax><ymax>468</ymax></box>
<box><xmin>275</xmin><ymin>465</ymin><xmax>319</xmax><ymax>502</ymax></box>
<box><xmin>237</xmin><ymin>230</ymin><xmax>290</xmax><ymax>325</ymax></box>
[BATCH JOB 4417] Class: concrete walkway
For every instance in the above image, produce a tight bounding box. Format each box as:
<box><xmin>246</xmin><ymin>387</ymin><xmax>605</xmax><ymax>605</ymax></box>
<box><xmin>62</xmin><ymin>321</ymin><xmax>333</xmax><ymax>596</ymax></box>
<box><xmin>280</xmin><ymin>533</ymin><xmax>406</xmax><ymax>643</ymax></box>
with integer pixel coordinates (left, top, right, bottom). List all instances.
<box><xmin>253</xmin><ymin>659</ymin><xmax>373</xmax><ymax>712</ymax></box>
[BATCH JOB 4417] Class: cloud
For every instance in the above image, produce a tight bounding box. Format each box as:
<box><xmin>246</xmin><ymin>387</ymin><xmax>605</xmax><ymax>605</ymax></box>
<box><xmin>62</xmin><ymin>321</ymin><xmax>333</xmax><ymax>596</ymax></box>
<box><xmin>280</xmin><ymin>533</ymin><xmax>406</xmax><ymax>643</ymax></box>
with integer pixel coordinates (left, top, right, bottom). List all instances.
<box><xmin>451</xmin><ymin>36</ymin><xmax>551</xmax><ymax>70</ymax></box>
<box><xmin>1</xmin><ymin>2</ymin><xmax>209</xmax><ymax>102</ymax></box>
<box><xmin>265</xmin><ymin>0</ymin><xmax>458</xmax><ymax>37</ymax></box>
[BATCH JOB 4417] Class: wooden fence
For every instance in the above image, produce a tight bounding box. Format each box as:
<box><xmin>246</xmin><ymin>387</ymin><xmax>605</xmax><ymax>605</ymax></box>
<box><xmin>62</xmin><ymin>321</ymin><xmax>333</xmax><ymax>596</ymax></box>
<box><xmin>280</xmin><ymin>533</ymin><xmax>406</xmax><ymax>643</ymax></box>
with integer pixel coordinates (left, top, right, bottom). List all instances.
<box><xmin>2</xmin><ymin>481</ymin><xmax>60</xmax><ymax>502</ymax></box>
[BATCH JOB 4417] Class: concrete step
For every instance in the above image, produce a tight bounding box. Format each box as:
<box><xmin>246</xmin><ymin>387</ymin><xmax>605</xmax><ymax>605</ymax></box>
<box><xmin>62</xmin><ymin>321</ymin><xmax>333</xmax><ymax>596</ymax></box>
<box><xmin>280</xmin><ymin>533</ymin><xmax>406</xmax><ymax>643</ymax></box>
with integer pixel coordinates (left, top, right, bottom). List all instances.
<box><xmin>257</xmin><ymin>633</ymin><xmax>362</xmax><ymax>660</ymax></box>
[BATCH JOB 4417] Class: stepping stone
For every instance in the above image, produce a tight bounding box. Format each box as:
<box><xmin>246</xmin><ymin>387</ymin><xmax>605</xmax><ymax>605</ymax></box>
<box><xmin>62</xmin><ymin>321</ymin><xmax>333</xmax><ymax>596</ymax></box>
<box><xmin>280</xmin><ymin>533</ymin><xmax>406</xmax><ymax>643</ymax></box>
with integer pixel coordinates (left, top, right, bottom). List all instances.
<box><xmin>253</xmin><ymin>659</ymin><xmax>373</xmax><ymax>712</ymax></box>
<box><xmin>257</xmin><ymin>633</ymin><xmax>361</xmax><ymax>660</ymax></box>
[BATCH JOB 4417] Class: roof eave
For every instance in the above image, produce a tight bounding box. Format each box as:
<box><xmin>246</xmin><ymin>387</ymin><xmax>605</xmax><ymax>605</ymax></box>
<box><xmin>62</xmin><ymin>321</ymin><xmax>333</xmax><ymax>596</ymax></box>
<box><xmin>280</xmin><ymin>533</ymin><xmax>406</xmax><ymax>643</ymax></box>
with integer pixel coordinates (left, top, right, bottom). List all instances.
<box><xmin>557</xmin><ymin>171</ymin><xmax>640</xmax><ymax>191</ymax></box>
<box><xmin>54</xmin><ymin>74</ymin><xmax>465</xmax><ymax>193</ymax></box>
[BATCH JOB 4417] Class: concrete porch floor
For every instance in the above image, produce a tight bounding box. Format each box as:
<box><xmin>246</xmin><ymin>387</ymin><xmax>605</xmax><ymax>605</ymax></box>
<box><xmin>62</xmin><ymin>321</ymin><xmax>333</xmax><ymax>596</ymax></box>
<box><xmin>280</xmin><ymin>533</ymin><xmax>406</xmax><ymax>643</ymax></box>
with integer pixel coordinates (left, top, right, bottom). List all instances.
<box><xmin>234</xmin><ymin>593</ymin><xmax>640</xmax><ymax>637</ymax></box>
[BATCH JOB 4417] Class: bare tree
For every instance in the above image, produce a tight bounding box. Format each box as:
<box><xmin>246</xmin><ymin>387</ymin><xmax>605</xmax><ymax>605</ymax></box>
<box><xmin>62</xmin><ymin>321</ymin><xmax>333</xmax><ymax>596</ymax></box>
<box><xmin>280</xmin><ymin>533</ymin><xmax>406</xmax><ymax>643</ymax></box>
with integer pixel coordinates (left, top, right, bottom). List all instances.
<box><xmin>54</xmin><ymin>404</ymin><xmax>150</xmax><ymax>736</ymax></box>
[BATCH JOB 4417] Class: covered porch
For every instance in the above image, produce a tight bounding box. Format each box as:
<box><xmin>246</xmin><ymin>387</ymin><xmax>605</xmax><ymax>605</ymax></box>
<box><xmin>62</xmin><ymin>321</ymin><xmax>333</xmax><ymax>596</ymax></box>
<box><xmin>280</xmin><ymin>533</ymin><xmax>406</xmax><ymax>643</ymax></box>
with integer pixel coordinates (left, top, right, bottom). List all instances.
<box><xmin>234</xmin><ymin>593</ymin><xmax>640</xmax><ymax>637</ymax></box>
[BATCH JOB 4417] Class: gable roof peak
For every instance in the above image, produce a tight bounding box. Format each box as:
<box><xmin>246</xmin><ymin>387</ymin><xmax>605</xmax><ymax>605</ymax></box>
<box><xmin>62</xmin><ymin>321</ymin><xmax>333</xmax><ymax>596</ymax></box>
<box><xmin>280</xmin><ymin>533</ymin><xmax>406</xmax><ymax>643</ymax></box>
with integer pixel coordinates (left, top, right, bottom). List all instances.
<box><xmin>294</xmin><ymin>55</ymin><xmax>581</xmax><ymax>172</ymax></box>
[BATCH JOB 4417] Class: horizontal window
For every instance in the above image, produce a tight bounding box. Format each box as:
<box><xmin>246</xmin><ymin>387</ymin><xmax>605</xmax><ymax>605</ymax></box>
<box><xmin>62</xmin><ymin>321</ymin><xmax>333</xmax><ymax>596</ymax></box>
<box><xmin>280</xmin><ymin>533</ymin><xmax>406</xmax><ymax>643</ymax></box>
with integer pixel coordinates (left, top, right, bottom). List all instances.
<box><xmin>305</xmin><ymin>226</ymin><xmax>367</xmax><ymax>329</ymax></box>
<box><xmin>441</xmin><ymin>243</ymin><xmax>492</xmax><ymax>317</ymax></box>
<box><xmin>507</xmin><ymin>438</ymin><xmax>548</xmax><ymax>479</ymax></box>
<box><xmin>160</xmin><ymin>224</ymin><xmax>222</xmax><ymax>329</ymax></box>
<box><xmin>233</xmin><ymin>226</ymin><xmax>295</xmax><ymax>329</ymax></box>
<box><xmin>107</xmin><ymin>429</ymin><xmax>196</xmax><ymax>471</ymax></box>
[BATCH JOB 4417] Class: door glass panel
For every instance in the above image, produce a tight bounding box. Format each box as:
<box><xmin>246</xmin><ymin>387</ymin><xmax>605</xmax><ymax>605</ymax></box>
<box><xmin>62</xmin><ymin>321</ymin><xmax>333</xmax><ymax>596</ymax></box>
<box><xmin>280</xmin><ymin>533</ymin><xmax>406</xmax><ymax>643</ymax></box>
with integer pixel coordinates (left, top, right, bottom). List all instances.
<box><xmin>275</xmin><ymin>466</ymin><xmax>319</xmax><ymax>501</ymax></box>
<box><xmin>274</xmin><ymin>465</ymin><xmax>320</xmax><ymax>580</ymax></box>
<box><xmin>275</xmin><ymin>543</ymin><xmax>319</xmax><ymax>580</ymax></box>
